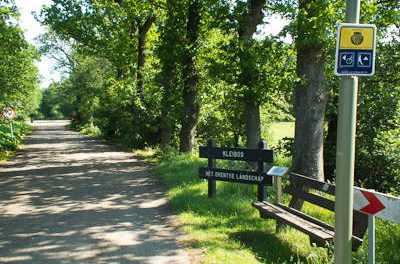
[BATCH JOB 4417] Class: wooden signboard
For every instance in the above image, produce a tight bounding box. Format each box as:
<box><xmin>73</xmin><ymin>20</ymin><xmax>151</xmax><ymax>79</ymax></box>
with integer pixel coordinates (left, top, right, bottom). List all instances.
<box><xmin>199</xmin><ymin>167</ymin><xmax>272</xmax><ymax>185</ymax></box>
<box><xmin>199</xmin><ymin>140</ymin><xmax>274</xmax><ymax>201</ymax></box>
<box><xmin>199</xmin><ymin>146</ymin><xmax>273</xmax><ymax>162</ymax></box>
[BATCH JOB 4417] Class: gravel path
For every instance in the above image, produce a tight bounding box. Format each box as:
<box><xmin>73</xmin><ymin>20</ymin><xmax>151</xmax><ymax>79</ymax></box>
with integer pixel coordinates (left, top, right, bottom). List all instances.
<box><xmin>0</xmin><ymin>120</ymin><xmax>193</xmax><ymax>264</ymax></box>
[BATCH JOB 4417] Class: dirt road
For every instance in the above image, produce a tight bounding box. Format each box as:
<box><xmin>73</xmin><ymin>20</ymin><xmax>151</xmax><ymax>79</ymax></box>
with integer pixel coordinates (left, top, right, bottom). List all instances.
<box><xmin>0</xmin><ymin>121</ymin><xmax>193</xmax><ymax>263</ymax></box>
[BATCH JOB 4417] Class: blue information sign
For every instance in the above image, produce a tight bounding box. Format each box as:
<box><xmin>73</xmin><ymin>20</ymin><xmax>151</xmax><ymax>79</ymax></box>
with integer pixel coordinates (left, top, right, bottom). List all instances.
<box><xmin>335</xmin><ymin>24</ymin><xmax>376</xmax><ymax>76</ymax></box>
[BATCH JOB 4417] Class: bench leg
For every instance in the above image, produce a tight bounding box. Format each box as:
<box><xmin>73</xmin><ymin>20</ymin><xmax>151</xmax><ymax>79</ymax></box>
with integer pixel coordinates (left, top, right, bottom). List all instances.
<box><xmin>309</xmin><ymin>237</ymin><xmax>332</xmax><ymax>249</ymax></box>
<box><xmin>276</xmin><ymin>220</ymin><xmax>285</xmax><ymax>232</ymax></box>
<box><xmin>260</xmin><ymin>211</ymin><xmax>268</xmax><ymax>218</ymax></box>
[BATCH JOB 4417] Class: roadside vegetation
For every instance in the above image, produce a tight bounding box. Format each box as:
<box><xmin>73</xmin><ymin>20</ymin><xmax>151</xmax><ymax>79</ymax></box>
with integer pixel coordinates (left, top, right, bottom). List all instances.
<box><xmin>36</xmin><ymin>0</ymin><xmax>399</xmax><ymax>196</ymax></box>
<box><xmin>0</xmin><ymin>121</ymin><xmax>31</xmax><ymax>162</ymax></box>
<box><xmin>0</xmin><ymin>1</ymin><xmax>40</xmax><ymax>160</ymax></box>
<box><xmin>0</xmin><ymin>0</ymin><xmax>398</xmax><ymax>262</ymax></box>
<box><xmin>35</xmin><ymin>1</ymin><xmax>398</xmax><ymax>261</ymax></box>
<box><xmin>135</xmin><ymin>125</ymin><xmax>400</xmax><ymax>263</ymax></box>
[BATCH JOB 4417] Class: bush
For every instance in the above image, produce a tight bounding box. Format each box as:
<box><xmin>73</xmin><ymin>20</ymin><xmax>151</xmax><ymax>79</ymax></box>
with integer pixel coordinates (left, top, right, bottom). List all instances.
<box><xmin>0</xmin><ymin>121</ymin><xmax>30</xmax><ymax>154</ymax></box>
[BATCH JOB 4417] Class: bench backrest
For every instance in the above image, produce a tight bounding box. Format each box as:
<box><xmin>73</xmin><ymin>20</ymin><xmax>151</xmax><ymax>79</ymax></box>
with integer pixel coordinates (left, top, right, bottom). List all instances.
<box><xmin>284</xmin><ymin>173</ymin><xmax>368</xmax><ymax>247</ymax></box>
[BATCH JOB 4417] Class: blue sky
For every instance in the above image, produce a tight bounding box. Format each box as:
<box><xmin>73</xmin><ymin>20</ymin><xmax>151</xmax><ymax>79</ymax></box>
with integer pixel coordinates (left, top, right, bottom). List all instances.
<box><xmin>15</xmin><ymin>0</ymin><xmax>59</xmax><ymax>89</ymax></box>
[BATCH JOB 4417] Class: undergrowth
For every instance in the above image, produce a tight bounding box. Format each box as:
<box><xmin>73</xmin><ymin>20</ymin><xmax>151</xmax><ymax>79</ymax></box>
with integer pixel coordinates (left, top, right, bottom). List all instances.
<box><xmin>136</xmin><ymin>149</ymin><xmax>331</xmax><ymax>263</ymax></box>
<box><xmin>0</xmin><ymin>121</ymin><xmax>30</xmax><ymax>162</ymax></box>
<box><xmin>135</xmin><ymin>148</ymin><xmax>400</xmax><ymax>263</ymax></box>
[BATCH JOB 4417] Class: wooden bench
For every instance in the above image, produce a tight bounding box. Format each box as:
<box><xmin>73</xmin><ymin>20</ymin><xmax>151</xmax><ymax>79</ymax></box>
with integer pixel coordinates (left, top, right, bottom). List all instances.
<box><xmin>252</xmin><ymin>173</ymin><xmax>368</xmax><ymax>251</ymax></box>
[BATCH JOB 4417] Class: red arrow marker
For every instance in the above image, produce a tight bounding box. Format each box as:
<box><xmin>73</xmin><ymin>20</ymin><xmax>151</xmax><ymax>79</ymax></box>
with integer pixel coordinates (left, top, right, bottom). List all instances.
<box><xmin>360</xmin><ymin>190</ymin><xmax>385</xmax><ymax>215</ymax></box>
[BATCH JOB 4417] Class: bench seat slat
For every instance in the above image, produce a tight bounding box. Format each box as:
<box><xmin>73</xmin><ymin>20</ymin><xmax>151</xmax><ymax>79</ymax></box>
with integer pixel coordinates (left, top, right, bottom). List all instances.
<box><xmin>275</xmin><ymin>203</ymin><xmax>364</xmax><ymax>248</ymax></box>
<box><xmin>253</xmin><ymin>201</ymin><xmax>364</xmax><ymax>249</ymax></box>
<box><xmin>274</xmin><ymin>203</ymin><xmax>334</xmax><ymax>232</ymax></box>
<box><xmin>253</xmin><ymin>173</ymin><xmax>368</xmax><ymax>251</ymax></box>
<box><xmin>252</xmin><ymin>201</ymin><xmax>334</xmax><ymax>243</ymax></box>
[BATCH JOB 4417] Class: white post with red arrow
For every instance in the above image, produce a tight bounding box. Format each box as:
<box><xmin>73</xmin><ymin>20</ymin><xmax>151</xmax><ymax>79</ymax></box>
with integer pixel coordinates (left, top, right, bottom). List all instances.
<box><xmin>354</xmin><ymin>187</ymin><xmax>400</xmax><ymax>223</ymax></box>
<box><xmin>354</xmin><ymin>187</ymin><xmax>400</xmax><ymax>264</ymax></box>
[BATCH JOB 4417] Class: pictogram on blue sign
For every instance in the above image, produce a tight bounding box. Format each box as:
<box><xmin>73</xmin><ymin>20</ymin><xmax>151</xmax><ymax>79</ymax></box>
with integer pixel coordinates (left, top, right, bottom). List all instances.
<box><xmin>357</xmin><ymin>53</ymin><xmax>372</xmax><ymax>67</ymax></box>
<box><xmin>336</xmin><ymin>50</ymin><xmax>374</xmax><ymax>75</ymax></box>
<box><xmin>339</xmin><ymin>52</ymin><xmax>355</xmax><ymax>67</ymax></box>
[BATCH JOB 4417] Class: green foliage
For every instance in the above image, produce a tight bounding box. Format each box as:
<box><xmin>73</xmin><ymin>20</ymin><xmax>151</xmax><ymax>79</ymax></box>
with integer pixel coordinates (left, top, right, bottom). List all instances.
<box><xmin>2</xmin><ymin>0</ymin><xmax>399</xmax><ymax>261</ymax></box>
<box><xmin>196</xmin><ymin>24</ymin><xmax>296</xmax><ymax>147</ymax></box>
<box><xmin>353</xmin><ymin>219</ymin><xmax>400</xmax><ymax>264</ymax></box>
<box><xmin>77</xmin><ymin>122</ymin><xmax>102</xmax><ymax>137</ymax></box>
<box><xmin>312</xmin><ymin>1</ymin><xmax>400</xmax><ymax>192</ymax></box>
<box><xmin>354</xmin><ymin>40</ymin><xmax>400</xmax><ymax>192</ymax></box>
<box><xmin>0</xmin><ymin>1</ymin><xmax>40</xmax><ymax>158</ymax></box>
<box><xmin>38</xmin><ymin>0</ymin><xmax>399</xmax><ymax>192</ymax></box>
<box><xmin>40</xmin><ymin>82</ymin><xmax>72</xmax><ymax>119</ymax></box>
<box><xmin>38</xmin><ymin>0</ymin><xmax>166</xmax><ymax>148</ymax></box>
<box><xmin>0</xmin><ymin>120</ymin><xmax>30</xmax><ymax>157</ymax></box>
<box><xmin>0</xmin><ymin>1</ymin><xmax>40</xmax><ymax>119</ymax></box>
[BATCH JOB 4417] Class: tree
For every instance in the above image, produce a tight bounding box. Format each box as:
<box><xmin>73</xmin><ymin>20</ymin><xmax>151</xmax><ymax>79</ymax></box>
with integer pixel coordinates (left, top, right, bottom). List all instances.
<box><xmin>0</xmin><ymin>0</ymin><xmax>40</xmax><ymax>153</ymax></box>
<box><xmin>40</xmin><ymin>82</ymin><xmax>70</xmax><ymax>119</ymax></box>
<box><xmin>193</xmin><ymin>0</ymin><xmax>295</xmax><ymax>149</ymax></box>
<box><xmin>291</xmin><ymin>0</ymin><xmax>338</xmax><ymax>181</ymax></box>
<box><xmin>156</xmin><ymin>0</ymin><xmax>185</xmax><ymax>148</ymax></box>
<box><xmin>0</xmin><ymin>0</ymin><xmax>40</xmax><ymax>117</ymax></box>
<box><xmin>40</xmin><ymin>0</ymin><xmax>160</xmax><ymax>93</ymax></box>
<box><xmin>179</xmin><ymin>0</ymin><xmax>202</xmax><ymax>153</ymax></box>
<box><xmin>355</xmin><ymin>36</ymin><xmax>400</xmax><ymax>193</ymax></box>
<box><xmin>40</xmin><ymin>0</ymin><xmax>164</xmax><ymax>147</ymax></box>
<box><xmin>236</xmin><ymin>0</ymin><xmax>266</xmax><ymax>149</ymax></box>
<box><xmin>68</xmin><ymin>55</ymin><xmax>113</xmax><ymax>125</ymax></box>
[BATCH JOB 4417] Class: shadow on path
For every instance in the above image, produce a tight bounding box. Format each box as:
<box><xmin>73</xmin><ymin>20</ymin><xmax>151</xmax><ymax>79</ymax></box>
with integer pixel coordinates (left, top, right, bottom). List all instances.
<box><xmin>0</xmin><ymin>120</ymin><xmax>192</xmax><ymax>264</ymax></box>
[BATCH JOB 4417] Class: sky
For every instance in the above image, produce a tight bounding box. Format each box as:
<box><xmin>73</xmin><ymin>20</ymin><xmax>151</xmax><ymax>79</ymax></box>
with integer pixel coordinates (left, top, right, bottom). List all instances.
<box><xmin>14</xmin><ymin>0</ymin><xmax>60</xmax><ymax>89</ymax></box>
<box><xmin>14</xmin><ymin>0</ymin><xmax>289</xmax><ymax>89</ymax></box>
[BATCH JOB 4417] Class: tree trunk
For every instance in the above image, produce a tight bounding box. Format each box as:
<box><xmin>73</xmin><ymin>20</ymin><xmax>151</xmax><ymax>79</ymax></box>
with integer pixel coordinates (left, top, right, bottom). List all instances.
<box><xmin>324</xmin><ymin>109</ymin><xmax>338</xmax><ymax>182</ymax></box>
<box><xmin>292</xmin><ymin>0</ymin><xmax>327</xmax><ymax>182</ymax></box>
<box><xmin>160</xmin><ymin>85</ymin><xmax>173</xmax><ymax>148</ymax></box>
<box><xmin>137</xmin><ymin>14</ymin><xmax>156</xmax><ymax>96</ymax></box>
<box><xmin>179</xmin><ymin>0</ymin><xmax>201</xmax><ymax>153</ymax></box>
<box><xmin>158</xmin><ymin>0</ymin><xmax>181</xmax><ymax>149</ymax></box>
<box><xmin>245</xmin><ymin>100</ymin><xmax>261</xmax><ymax>149</ymax></box>
<box><xmin>237</xmin><ymin>0</ymin><xmax>265</xmax><ymax>149</ymax></box>
<box><xmin>292</xmin><ymin>47</ymin><xmax>326</xmax><ymax>181</ymax></box>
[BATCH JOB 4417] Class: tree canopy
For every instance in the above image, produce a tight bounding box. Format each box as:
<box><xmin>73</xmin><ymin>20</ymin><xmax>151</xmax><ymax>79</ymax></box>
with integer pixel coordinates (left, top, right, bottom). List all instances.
<box><xmin>0</xmin><ymin>1</ymin><xmax>40</xmax><ymax>117</ymax></box>
<box><xmin>36</xmin><ymin>0</ymin><xmax>399</xmax><ymax>193</ymax></box>
<box><xmin>0</xmin><ymin>0</ymin><xmax>41</xmax><ymax>153</ymax></box>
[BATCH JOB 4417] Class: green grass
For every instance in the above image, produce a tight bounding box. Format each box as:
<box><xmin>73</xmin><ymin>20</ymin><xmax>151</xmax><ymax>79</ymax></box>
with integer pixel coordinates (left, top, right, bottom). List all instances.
<box><xmin>134</xmin><ymin>121</ymin><xmax>400</xmax><ymax>264</ymax></box>
<box><xmin>262</xmin><ymin>122</ymin><xmax>295</xmax><ymax>147</ymax></box>
<box><xmin>135</xmin><ymin>151</ymin><xmax>332</xmax><ymax>263</ymax></box>
<box><xmin>137</xmin><ymin>150</ymin><xmax>400</xmax><ymax>263</ymax></box>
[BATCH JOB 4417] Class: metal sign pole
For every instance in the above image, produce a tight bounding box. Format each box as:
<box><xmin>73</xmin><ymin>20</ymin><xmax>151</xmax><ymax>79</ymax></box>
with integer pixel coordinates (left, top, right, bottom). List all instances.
<box><xmin>334</xmin><ymin>1</ymin><xmax>360</xmax><ymax>263</ymax></box>
<box><xmin>334</xmin><ymin>77</ymin><xmax>359</xmax><ymax>264</ymax></box>
<box><xmin>368</xmin><ymin>215</ymin><xmax>375</xmax><ymax>264</ymax></box>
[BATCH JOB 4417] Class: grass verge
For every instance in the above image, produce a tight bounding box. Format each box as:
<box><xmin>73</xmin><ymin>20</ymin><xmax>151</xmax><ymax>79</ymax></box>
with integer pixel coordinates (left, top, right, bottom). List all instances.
<box><xmin>135</xmin><ymin>147</ymin><xmax>400</xmax><ymax>264</ymax></box>
<box><xmin>136</xmin><ymin>149</ymin><xmax>332</xmax><ymax>263</ymax></box>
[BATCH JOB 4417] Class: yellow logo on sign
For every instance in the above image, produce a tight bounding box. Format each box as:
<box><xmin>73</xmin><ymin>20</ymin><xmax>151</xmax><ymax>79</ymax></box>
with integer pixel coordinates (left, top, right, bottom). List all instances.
<box><xmin>339</xmin><ymin>27</ymin><xmax>374</xmax><ymax>50</ymax></box>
